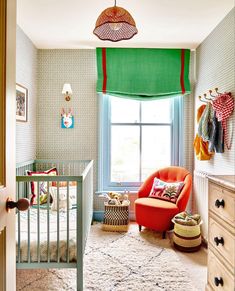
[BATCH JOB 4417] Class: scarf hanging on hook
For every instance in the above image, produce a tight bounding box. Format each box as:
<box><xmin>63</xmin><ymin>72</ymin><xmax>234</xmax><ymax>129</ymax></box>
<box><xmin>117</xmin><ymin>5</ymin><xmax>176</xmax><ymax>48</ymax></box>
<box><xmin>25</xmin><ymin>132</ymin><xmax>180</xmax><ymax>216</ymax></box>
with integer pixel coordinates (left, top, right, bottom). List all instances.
<box><xmin>212</xmin><ymin>92</ymin><xmax>234</xmax><ymax>150</ymax></box>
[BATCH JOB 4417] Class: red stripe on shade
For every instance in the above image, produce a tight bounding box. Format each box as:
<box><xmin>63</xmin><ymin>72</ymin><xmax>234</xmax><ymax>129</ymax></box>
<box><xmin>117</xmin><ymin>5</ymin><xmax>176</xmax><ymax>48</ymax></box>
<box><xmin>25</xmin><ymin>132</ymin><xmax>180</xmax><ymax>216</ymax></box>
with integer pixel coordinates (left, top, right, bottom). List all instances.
<box><xmin>180</xmin><ymin>49</ymin><xmax>186</xmax><ymax>94</ymax></box>
<box><xmin>102</xmin><ymin>48</ymin><xmax>107</xmax><ymax>93</ymax></box>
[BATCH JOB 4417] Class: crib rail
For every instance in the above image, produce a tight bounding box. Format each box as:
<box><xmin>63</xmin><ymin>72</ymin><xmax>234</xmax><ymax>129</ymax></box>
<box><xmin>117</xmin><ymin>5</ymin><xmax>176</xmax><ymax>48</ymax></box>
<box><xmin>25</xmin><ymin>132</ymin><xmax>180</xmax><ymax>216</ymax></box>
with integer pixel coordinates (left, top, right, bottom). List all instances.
<box><xmin>81</xmin><ymin>160</ymin><xmax>93</xmax><ymax>252</ymax></box>
<box><xmin>16</xmin><ymin>159</ymin><xmax>35</xmax><ymax>175</ymax></box>
<box><xmin>34</xmin><ymin>159</ymin><xmax>89</xmax><ymax>176</ymax></box>
<box><xmin>16</xmin><ymin>159</ymin><xmax>93</xmax><ymax>291</ymax></box>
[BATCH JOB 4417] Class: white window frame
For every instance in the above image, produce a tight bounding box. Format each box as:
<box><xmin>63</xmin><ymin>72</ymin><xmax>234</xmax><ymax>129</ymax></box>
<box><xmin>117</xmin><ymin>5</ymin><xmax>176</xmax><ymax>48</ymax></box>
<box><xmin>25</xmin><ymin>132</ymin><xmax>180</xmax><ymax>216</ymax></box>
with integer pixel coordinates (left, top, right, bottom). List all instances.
<box><xmin>98</xmin><ymin>94</ymin><xmax>184</xmax><ymax>191</ymax></box>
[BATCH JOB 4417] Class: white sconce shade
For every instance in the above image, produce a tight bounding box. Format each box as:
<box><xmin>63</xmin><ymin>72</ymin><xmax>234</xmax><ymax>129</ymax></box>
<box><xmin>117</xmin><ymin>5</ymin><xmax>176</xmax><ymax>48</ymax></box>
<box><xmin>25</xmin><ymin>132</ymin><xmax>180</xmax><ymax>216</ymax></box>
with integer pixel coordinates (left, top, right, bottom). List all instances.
<box><xmin>62</xmin><ymin>83</ymin><xmax>72</xmax><ymax>94</ymax></box>
<box><xmin>62</xmin><ymin>83</ymin><xmax>72</xmax><ymax>101</ymax></box>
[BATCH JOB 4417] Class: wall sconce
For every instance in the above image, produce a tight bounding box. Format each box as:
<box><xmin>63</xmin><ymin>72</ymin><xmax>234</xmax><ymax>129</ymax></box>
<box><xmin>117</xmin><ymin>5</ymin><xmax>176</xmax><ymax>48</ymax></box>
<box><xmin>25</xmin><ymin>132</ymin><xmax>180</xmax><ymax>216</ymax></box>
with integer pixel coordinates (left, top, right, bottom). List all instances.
<box><xmin>62</xmin><ymin>83</ymin><xmax>72</xmax><ymax>101</ymax></box>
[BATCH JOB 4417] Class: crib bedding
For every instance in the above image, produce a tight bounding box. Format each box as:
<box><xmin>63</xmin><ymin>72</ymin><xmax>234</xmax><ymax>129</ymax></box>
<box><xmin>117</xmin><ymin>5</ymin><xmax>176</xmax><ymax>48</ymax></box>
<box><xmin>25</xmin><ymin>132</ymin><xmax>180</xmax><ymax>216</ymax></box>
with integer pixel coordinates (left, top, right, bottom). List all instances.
<box><xmin>16</xmin><ymin>208</ymin><xmax>77</xmax><ymax>263</ymax></box>
<box><xmin>16</xmin><ymin>160</ymin><xmax>94</xmax><ymax>290</ymax></box>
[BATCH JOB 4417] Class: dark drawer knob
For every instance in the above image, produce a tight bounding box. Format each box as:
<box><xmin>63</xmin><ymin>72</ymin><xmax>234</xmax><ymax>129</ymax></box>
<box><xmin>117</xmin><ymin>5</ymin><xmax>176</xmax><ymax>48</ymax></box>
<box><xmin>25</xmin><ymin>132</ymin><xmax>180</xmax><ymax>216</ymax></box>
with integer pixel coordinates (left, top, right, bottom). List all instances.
<box><xmin>214</xmin><ymin>277</ymin><xmax>223</xmax><ymax>287</ymax></box>
<box><xmin>214</xmin><ymin>236</ymin><xmax>224</xmax><ymax>246</ymax></box>
<box><xmin>215</xmin><ymin>199</ymin><xmax>225</xmax><ymax>208</ymax></box>
<box><xmin>6</xmin><ymin>198</ymin><xmax>30</xmax><ymax>212</ymax></box>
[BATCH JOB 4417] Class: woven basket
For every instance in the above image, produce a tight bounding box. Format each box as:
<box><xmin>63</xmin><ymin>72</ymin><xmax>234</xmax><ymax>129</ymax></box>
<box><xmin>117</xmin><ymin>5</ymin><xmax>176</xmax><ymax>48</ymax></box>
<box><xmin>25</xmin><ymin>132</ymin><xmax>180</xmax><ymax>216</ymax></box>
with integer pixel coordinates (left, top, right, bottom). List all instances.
<box><xmin>102</xmin><ymin>204</ymin><xmax>129</xmax><ymax>232</ymax></box>
<box><xmin>172</xmin><ymin>219</ymin><xmax>202</xmax><ymax>252</ymax></box>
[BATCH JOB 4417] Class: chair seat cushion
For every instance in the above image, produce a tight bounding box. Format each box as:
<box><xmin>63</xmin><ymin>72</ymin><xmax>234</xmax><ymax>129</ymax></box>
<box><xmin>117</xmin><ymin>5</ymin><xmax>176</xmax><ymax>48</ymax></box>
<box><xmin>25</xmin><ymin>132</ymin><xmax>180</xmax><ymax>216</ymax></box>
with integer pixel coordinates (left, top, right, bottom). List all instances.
<box><xmin>135</xmin><ymin>197</ymin><xmax>179</xmax><ymax>210</ymax></box>
<box><xmin>135</xmin><ymin>197</ymin><xmax>179</xmax><ymax>231</ymax></box>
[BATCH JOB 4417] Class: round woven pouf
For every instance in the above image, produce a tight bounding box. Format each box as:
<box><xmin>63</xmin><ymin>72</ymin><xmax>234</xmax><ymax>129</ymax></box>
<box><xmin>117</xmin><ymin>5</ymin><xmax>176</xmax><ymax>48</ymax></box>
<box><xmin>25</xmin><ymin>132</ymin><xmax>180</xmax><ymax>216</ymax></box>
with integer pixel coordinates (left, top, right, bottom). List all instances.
<box><xmin>172</xmin><ymin>220</ymin><xmax>202</xmax><ymax>252</ymax></box>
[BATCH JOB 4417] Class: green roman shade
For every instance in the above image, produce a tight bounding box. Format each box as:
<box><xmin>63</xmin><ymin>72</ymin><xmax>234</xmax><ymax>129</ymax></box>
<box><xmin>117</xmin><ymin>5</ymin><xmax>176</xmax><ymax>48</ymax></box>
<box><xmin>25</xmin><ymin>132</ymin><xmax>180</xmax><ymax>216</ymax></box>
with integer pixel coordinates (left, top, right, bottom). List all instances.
<box><xmin>96</xmin><ymin>48</ymin><xmax>191</xmax><ymax>100</ymax></box>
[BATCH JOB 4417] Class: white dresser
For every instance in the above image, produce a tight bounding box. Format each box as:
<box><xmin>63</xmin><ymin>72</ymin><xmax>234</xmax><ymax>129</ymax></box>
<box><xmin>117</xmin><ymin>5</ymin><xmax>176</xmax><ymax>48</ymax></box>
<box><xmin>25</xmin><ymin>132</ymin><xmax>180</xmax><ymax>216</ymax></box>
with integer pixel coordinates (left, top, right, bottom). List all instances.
<box><xmin>206</xmin><ymin>175</ymin><xmax>235</xmax><ymax>291</ymax></box>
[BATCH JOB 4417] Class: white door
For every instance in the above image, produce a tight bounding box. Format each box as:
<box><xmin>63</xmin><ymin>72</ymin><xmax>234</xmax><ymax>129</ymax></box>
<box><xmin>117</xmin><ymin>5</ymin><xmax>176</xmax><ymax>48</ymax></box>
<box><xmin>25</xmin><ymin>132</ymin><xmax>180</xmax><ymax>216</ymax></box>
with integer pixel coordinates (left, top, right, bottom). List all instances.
<box><xmin>0</xmin><ymin>0</ymin><xmax>16</xmax><ymax>290</ymax></box>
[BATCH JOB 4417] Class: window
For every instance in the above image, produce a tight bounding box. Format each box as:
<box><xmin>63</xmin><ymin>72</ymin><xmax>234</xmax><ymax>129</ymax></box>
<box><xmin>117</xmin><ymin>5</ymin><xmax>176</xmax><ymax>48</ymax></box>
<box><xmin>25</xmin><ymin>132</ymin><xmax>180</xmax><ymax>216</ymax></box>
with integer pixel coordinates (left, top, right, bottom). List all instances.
<box><xmin>99</xmin><ymin>95</ymin><xmax>183</xmax><ymax>191</ymax></box>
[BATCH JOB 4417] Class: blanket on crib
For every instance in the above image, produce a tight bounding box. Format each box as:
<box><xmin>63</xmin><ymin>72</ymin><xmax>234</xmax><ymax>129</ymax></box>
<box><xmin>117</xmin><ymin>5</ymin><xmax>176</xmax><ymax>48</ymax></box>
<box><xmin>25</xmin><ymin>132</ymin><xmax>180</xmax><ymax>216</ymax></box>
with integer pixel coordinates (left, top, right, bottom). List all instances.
<box><xmin>16</xmin><ymin>208</ymin><xmax>77</xmax><ymax>262</ymax></box>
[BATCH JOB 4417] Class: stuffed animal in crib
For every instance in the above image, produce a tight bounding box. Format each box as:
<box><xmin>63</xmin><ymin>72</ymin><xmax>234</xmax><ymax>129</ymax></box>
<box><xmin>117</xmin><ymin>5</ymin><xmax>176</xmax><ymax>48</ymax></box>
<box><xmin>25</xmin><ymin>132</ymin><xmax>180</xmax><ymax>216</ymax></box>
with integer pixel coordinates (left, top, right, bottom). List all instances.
<box><xmin>51</xmin><ymin>190</ymin><xmax>72</xmax><ymax>211</ymax></box>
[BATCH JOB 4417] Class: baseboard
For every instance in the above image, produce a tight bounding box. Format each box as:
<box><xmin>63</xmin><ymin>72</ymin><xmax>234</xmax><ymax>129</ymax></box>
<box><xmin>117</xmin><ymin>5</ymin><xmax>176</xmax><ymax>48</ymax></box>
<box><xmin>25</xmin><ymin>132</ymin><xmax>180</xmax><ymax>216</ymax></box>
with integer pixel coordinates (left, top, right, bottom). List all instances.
<box><xmin>129</xmin><ymin>211</ymin><xmax>135</xmax><ymax>221</ymax></box>
<box><xmin>93</xmin><ymin>211</ymin><xmax>136</xmax><ymax>222</ymax></box>
<box><xmin>93</xmin><ymin>211</ymin><xmax>104</xmax><ymax>222</ymax></box>
<box><xmin>201</xmin><ymin>236</ymin><xmax>208</xmax><ymax>249</ymax></box>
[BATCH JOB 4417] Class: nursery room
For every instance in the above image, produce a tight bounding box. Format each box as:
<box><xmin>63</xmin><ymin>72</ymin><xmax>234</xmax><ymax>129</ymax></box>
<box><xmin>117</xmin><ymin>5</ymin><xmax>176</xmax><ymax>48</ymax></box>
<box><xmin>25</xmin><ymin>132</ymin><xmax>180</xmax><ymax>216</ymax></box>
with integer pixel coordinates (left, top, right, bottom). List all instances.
<box><xmin>0</xmin><ymin>0</ymin><xmax>234</xmax><ymax>290</ymax></box>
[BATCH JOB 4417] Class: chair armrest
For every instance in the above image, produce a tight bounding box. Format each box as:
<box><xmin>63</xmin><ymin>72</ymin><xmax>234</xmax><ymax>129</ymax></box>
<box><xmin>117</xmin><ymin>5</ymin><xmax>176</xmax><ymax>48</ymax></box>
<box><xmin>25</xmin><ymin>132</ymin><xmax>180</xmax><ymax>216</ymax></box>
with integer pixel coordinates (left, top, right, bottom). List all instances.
<box><xmin>176</xmin><ymin>174</ymin><xmax>192</xmax><ymax>212</ymax></box>
<box><xmin>138</xmin><ymin>170</ymin><xmax>159</xmax><ymax>198</ymax></box>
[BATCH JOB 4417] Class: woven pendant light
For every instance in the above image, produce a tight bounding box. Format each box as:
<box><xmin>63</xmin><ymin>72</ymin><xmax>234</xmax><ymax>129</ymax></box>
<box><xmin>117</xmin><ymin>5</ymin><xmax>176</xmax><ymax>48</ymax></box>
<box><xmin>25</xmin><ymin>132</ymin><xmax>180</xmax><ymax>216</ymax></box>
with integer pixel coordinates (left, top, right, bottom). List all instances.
<box><xmin>93</xmin><ymin>0</ymin><xmax>138</xmax><ymax>42</ymax></box>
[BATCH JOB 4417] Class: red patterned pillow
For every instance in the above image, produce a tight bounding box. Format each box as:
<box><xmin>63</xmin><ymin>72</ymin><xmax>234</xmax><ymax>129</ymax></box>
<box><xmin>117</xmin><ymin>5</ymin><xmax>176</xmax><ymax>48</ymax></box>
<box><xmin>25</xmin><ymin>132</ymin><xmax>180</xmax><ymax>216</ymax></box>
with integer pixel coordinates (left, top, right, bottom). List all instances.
<box><xmin>26</xmin><ymin>168</ymin><xmax>58</xmax><ymax>205</ymax></box>
<box><xmin>149</xmin><ymin>177</ymin><xmax>184</xmax><ymax>203</ymax></box>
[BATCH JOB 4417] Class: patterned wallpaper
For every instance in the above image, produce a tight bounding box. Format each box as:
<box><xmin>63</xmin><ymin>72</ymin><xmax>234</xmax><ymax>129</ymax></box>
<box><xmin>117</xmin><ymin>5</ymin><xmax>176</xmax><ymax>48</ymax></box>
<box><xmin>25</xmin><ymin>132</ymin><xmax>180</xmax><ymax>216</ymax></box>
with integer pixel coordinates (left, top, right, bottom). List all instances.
<box><xmin>18</xmin><ymin>9</ymin><xmax>234</xmax><ymax>217</ymax></box>
<box><xmin>37</xmin><ymin>49</ymin><xmax>196</xmax><ymax>213</ymax></box>
<box><xmin>16</xmin><ymin>26</ymin><xmax>37</xmax><ymax>163</ymax></box>
<box><xmin>183</xmin><ymin>51</ymin><xmax>195</xmax><ymax>210</ymax></box>
<box><xmin>194</xmin><ymin>8</ymin><xmax>235</xmax><ymax>174</ymax></box>
<box><xmin>36</xmin><ymin>49</ymin><xmax>99</xmax><ymax>209</ymax></box>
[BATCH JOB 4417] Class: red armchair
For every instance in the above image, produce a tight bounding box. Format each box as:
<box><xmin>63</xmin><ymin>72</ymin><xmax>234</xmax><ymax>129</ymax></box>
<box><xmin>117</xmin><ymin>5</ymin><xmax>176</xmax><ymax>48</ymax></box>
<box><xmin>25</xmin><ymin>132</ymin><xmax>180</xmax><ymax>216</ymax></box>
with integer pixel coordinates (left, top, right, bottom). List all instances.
<box><xmin>135</xmin><ymin>166</ymin><xmax>192</xmax><ymax>238</ymax></box>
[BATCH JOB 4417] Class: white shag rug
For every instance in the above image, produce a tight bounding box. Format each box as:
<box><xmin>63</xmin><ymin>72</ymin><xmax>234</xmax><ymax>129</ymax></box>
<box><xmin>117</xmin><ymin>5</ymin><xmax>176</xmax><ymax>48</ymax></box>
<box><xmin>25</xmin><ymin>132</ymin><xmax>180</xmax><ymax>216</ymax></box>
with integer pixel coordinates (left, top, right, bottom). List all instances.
<box><xmin>17</xmin><ymin>223</ymin><xmax>198</xmax><ymax>291</ymax></box>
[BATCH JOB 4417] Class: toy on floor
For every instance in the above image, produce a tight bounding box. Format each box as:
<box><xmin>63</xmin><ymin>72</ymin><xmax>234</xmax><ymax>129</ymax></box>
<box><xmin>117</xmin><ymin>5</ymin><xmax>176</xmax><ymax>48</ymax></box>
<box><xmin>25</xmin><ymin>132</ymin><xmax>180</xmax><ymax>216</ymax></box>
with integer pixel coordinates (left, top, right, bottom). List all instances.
<box><xmin>173</xmin><ymin>211</ymin><xmax>201</xmax><ymax>226</ymax></box>
<box><xmin>172</xmin><ymin>211</ymin><xmax>202</xmax><ymax>252</ymax></box>
<box><xmin>99</xmin><ymin>191</ymin><xmax>130</xmax><ymax>206</ymax></box>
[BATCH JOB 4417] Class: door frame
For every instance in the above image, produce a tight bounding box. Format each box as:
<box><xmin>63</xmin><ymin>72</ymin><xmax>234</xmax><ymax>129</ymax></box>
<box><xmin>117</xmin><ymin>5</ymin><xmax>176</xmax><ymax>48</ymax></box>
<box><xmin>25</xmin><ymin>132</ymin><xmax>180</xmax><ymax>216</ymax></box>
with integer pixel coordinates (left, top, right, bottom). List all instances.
<box><xmin>0</xmin><ymin>0</ymin><xmax>16</xmax><ymax>290</ymax></box>
<box><xmin>0</xmin><ymin>0</ymin><xmax>6</xmax><ymax>188</ymax></box>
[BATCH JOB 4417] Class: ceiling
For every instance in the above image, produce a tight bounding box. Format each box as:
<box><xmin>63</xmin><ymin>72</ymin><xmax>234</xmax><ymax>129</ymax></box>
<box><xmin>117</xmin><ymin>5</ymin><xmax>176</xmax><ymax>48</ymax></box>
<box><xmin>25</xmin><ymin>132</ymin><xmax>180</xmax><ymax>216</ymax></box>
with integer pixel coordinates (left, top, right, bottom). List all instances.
<box><xmin>17</xmin><ymin>0</ymin><xmax>234</xmax><ymax>49</ymax></box>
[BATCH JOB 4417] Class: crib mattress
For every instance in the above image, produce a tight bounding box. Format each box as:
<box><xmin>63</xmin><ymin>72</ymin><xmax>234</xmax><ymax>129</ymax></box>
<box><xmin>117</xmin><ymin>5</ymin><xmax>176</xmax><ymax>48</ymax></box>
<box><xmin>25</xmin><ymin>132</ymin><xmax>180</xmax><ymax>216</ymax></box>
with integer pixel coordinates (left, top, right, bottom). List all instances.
<box><xmin>16</xmin><ymin>208</ymin><xmax>78</xmax><ymax>263</ymax></box>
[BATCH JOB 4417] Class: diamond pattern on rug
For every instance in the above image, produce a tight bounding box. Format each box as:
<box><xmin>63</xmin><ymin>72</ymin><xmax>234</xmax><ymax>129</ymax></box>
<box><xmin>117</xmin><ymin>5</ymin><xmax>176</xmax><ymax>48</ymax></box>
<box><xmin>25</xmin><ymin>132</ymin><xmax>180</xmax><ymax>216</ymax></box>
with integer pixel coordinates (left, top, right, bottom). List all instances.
<box><xmin>17</xmin><ymin>223</ymin><xmax>198</xmax><ymax>291</ymax></box>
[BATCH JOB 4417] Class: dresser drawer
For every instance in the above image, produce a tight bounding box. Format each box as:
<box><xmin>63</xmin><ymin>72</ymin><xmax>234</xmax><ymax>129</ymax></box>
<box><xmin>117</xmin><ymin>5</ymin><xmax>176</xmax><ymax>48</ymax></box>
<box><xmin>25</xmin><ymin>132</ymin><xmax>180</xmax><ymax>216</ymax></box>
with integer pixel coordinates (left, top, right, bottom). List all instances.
<box><xmin>206</xmin><ymin>285</ymin><xmax>213</xmax><ymax>291</ymax></box>
<box><xmin>208</xmin><ymin>250</ymin><xmax>234</xmax><ymax>291</ymax></box>
<box><xmin>209</xmin><ymin>217</ymin><xmax>235</xmax><ymax>270</ymax></box>
<box><xmin>209</xmin><ymin>183</ymin><xmax>235</xmax><ymax>224</ymax></box>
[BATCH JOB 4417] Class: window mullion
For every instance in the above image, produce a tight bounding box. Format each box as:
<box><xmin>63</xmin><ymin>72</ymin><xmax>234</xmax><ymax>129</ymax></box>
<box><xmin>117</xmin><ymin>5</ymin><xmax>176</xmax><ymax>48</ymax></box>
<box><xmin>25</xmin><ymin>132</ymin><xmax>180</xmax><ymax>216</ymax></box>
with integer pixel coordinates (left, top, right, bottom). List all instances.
<box><xmin>102</xmin><ymin>95</ymin><xmax>175</xmax><ymax>191</ymax></box>
<box><xmin>170</xmin><ymin>99</ymin><xmax>174</xmax><ymax>165</ymax></box>
<box><xmin>111</xmin><ymin>122</ymin><xmax>171</xmax><ymax>126</ymax></box>
<box><xmin>139</xmin><ymin>102</ymin><xmax>142</xmax><ymax>183</ymax></box>
<box><xmin>107</xmin><ymin>97</ymin><xmax>112</xmax><ymax>187</ymax></box>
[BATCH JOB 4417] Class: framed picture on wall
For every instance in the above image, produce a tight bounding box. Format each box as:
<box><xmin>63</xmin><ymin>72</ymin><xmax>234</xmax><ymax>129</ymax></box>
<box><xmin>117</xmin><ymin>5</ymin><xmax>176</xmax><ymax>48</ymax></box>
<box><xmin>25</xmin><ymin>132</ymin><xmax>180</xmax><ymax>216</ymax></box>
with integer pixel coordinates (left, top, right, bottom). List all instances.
<box><xmin>16</xmin><ymin>83</ymin><xmax>28</xmax><ymax>122</ymax></box>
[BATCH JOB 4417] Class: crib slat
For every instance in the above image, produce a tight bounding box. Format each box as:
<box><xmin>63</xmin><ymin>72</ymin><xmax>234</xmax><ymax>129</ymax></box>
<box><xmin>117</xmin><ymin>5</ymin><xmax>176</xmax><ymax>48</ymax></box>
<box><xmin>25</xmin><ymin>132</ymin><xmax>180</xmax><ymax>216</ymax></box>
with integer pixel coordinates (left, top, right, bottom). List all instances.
<box><xmin>77</xmin><ymin>181</ymin><xmax>83</xmax><ymax>291</ymax></box>
<box><xmin>67</xmin><ymin>182</ymin><xmax>70</xmax><ymax>263</ymax></box>
<box><xmin>57</xmin><ymin>184</ymin><xmax>60</xmax><ymax>263</ymax></box>
<box><xmin>27</xmin><ymin>183</ymin><xmax>31</xmax><ymax>263</ymax></box>
<box><xmin>47</xmin><ymin>181</ymin><xmax>50</xmax><ymax>263</ymax></box>
<box><xmin>16</xmin><ymin>159</ymin><xmax>93</xmax><ymax>291</ymax></box>
<box><xmin>17</xmin><ymin>182</ymin><xmax>21</xmax><ymax>263</ymax></box>
<box><xmin>37</xmin><ymin>182</ymin><xmax>40</xmax><ymax>263</ymax></box>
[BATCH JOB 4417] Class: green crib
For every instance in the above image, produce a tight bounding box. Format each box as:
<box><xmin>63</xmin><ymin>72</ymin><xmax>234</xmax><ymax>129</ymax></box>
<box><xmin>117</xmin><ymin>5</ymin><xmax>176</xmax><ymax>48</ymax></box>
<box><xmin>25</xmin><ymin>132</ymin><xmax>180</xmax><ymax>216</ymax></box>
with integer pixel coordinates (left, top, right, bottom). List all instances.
<box><xmin>16</xmin><ymin>159</ymin><xmax>93</xmax><ymax>291</ymax></box>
